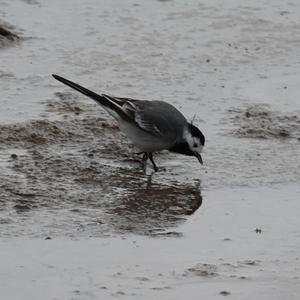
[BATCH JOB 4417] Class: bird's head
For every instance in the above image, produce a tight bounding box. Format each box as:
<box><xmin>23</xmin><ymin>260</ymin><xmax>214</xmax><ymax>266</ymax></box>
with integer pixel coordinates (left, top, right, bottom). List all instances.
<box><xmin>184</xmin><ymin>123</ymin><xmax>205</xmax><ymax>165</ymax></box>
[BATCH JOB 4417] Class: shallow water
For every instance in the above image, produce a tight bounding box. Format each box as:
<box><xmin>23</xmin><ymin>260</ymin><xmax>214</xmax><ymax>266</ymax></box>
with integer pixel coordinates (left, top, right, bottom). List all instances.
<box><xmin>1</xmin><ymin>0</ymin><xmax>300</xmax><ymax>299</ymax></box>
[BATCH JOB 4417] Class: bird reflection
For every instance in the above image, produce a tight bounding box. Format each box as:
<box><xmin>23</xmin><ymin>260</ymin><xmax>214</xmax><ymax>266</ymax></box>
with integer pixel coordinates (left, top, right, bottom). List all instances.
<box><xmin>103</xmin><ymin>173</ymin><xmax>202</xmax><ymax>236</ymax></box>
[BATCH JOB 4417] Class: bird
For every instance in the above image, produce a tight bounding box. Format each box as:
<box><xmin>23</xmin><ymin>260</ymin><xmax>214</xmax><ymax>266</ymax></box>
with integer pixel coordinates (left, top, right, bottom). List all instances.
<box><xmin>52</xmin><ymin>74</ymin><xmax>205</xmax><ymax>172</ymax></box>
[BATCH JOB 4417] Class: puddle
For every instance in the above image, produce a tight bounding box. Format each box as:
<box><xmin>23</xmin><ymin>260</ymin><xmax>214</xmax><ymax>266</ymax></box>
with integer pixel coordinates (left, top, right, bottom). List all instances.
<box><xmin>0</xmin><ymin>102</ymin><xmax>202</xmax><ymax>237</ymax></box>
<box><xmin>0</xmin><ymin>146</ymin><xmax>202</xmax><ymax>236</ymax></box>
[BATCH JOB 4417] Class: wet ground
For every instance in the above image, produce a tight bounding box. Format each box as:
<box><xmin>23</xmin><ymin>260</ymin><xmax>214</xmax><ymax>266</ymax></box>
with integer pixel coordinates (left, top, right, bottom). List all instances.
<box><xmin>1</xmin><ymin>0</ymin><xmax>300</xmax><ymax>299</ymax></box>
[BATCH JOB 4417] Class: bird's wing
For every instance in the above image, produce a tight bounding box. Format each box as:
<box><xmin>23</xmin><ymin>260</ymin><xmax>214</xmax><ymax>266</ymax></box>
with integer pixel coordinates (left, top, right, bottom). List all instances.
<box><xmin>128</xmin><ymin>100</ymin><xmax>187</xmax><ymax>141</ymax></box>
<box><xmin>102</xmin><ymin>95</ymin><xmax>162</xmax><ymax>136</ymax></box>
<box><xmin>134</xmin><ymin>110</ymin><xmax>163</xmax><ymax>136</ymax></box>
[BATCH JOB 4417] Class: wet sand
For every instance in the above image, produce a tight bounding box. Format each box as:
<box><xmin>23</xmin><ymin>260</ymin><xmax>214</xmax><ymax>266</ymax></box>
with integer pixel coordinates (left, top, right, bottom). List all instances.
<box><xmin>1</xmin><ymin>0</ymin><xmax>300</xmax><ymax>299</ymax></box>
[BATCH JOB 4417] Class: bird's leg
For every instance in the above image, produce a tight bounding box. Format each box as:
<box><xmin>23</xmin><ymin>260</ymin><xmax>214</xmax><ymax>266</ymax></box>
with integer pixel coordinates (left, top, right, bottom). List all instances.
<box><xmin>142</xmin><ymin>152</ymin><xmax>148</xmax><ymax>162</ymax></box>
<box><xmin>140</xmin><ymin>152</ymin><xmax>149</xmax><ymax>171</ymax></box>
<box><xmin>140</xmin><ymin>152</ymin><xmax>158</xmax><ymax>172</ymax></box>
<box><xmin>148</xmin><ymin>152</ymin><xmax>158</xmax><ymax>172</ymax></box>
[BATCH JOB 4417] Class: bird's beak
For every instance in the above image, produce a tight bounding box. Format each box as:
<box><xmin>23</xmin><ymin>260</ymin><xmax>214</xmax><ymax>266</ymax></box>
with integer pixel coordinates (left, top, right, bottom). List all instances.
<box><xmin>194</xmin><ymin>152</ymin><xmax>203</xmax><ymax>165</ymax></box>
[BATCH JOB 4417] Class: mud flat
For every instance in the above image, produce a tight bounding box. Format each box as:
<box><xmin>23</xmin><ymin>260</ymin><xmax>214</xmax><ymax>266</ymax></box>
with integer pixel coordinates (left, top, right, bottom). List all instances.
<box><xmin>229</xmin><ymin>104</ymin><xmax>300</xmax><ymax>140</ymax></box>
<box><xmin>1</xmin><ymin>0</ymin><xmax>300</xmax><ymax>299</ymax></box>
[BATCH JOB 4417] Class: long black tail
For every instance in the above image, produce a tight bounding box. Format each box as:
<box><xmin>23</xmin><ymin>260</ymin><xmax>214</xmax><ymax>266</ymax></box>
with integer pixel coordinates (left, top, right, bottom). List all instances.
<box><xmin>52</xmin><ymin>74</ymin><xmax>129</xmax><ymax>121</ymax></box>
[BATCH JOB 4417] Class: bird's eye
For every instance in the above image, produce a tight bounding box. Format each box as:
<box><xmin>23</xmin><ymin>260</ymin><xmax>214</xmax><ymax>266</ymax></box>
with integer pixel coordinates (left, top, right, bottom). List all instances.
<box><xmin>193</xmin><ymin>143</ymin><xmax>198</xmax><ymax>147</ymax></box>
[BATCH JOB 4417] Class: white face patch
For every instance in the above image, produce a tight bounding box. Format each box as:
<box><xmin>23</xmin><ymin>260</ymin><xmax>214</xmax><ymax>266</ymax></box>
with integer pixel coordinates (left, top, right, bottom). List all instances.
<box><xmin>183</xmin><ymin>128</ymin><xmax>203</xmax><ymax>154</ymax></box>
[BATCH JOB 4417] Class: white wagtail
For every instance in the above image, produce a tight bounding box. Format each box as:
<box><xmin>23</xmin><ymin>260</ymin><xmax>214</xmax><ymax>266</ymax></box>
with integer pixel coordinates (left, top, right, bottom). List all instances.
<box><xmin>52</xmin><ymin>75</ymin><xmax>205</xmax><ymax>171</ymax></box>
